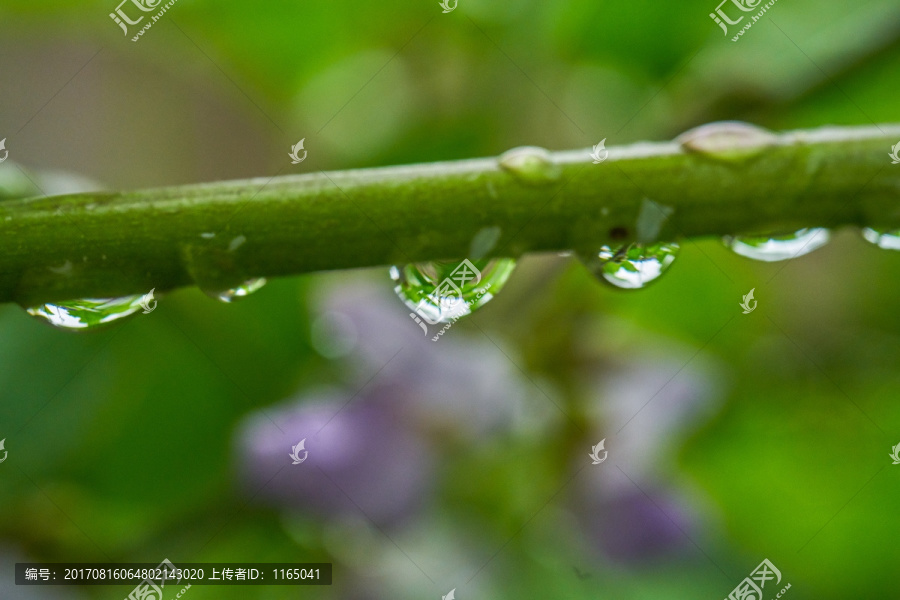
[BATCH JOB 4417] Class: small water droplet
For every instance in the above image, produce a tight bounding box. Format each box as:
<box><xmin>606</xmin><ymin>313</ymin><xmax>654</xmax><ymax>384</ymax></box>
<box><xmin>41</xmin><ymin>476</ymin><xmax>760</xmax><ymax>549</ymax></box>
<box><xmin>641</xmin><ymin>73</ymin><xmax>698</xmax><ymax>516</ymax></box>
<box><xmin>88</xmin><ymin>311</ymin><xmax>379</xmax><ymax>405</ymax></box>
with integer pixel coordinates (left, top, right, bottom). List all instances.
<box><xmin>212</xmin><ymin>278</ymin><xmax>267</xmax><ymax>303</ymax></box>
<box><xmin>498</xmin><ymin>146</ymin><xmax>561</xmax><ymax>185</ymax></box>
<box><xmin>723</xmin><ymin>228</ymin><xmax>829</xmax><ymax>262</ymax></box>
<box><xmin>678</xmin><ymin>121</ymin><xmax>777</xmax><ymax>162</ymax></box>
<box><xmin>469</xmin><ymin>226</ymin><xmax>502</xmax><ymax>260</ymax></box>
<box><xmin>580</xmin><ymin>242</ymin><xmax>679</xmax><ymax>289</ymax></box>
<box><xmin>391</xmin><ymin>258</ymin><xmax>516</xmax><ymax>323</ymax></box>
<box><xmin>25</xmin><ymin>296</ymin><xmax>144</xmax><ymax>330</ymax></box>
<box><xmin>228</xmin><ymin>235</ymin><xmax>247</xmax><ymax>252</ymax></box>
<box><xmin>48</xmin><ymin>260</ymin><xmax>74</xmax><ymax>276</ymax></box>
<box><xmin>635</xmin><ymin>199</ymin><xmax>674</xmax><ymax>244</ymax></box>
<box><xmin>861</xmin><ymin>228</ymin><xmax>900</xmax><ymax>250</ymax></box>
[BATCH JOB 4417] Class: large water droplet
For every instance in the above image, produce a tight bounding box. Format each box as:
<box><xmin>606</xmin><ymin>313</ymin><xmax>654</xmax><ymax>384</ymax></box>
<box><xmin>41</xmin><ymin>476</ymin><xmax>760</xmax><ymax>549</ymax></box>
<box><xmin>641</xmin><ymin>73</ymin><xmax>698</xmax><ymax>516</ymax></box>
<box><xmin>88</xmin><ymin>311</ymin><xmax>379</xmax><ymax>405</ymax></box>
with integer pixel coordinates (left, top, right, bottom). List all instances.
<box><xmin>580</xmin><ymin>242</ymin><xmax>679</xmax><ymax>289</ymax></box>
<box><xmin>182</xmin><ymin>233</ymin><xmax>267</xmax><ymax>302</ymax></box>
<box><xmin>677</xmin><ymin>121</ymin><xmax>777</xmax><ymax>162</ymax></box>
<box><xmin>211</xmin><ymin>277</ymin><xmax>267</xmax><ymax>303</ymax></box>
<box><xmin>861</xmin><ymin>228</ymin><xmax>900</xmax><ymax>250</ymax></box>
<box><xmin>391</xmin><ymin>258</ymin><xmax>516</xmax><ymax>323</ymax></box>
<box><xmin>579</xmin><ymin>242</ymin><xmax>679</xmax><ymax>290</ymax></box>
<box><xmin>25</xmin><ymin>296</ymin><xmax>145</xmax><ymax>330</ymax></box>
<box><xmin>498</xmin><ymin>146</ymin><xmax>561</xmax><ymax>185</ymax></box>
<box><xmin>723</xmin><ymin>228</ymin><xmax>829</xmax><ymax>262</ymax></box>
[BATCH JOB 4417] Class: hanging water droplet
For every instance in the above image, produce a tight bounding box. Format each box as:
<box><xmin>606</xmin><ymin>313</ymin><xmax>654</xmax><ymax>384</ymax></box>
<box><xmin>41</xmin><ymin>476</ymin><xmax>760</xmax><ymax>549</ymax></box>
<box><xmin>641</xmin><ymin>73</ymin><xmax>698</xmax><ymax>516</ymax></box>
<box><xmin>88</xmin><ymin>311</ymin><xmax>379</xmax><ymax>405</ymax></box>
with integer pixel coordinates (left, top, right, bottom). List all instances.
<box><xmin>391</xmin><ymin>258</ymin><xmax>516</xmax><ymax>324</ymax></box>
<box><xmin>25</xmin><ymin>296</ymin><xmax>145</xmax><ymax>330</ymax></box>
<box><xmin>211</xmin><ymin>277</ymin><xmax>267</xmax><ymax>303</ymax></box>
<box><xmin>723</xmin><ymin>228</ymin><xmax>829</xmax><ymax>262</ymax></box>
<box><xmin>677</xmin><ymin>121</ymin><xmax>777</xmax><ymax>162</ymax></box>
<box><xmin>498</xmin><ymin>146</ymin><xmax>561</xmax><ymax>185</ymax></box>
<box><xmin>182</xmin><ymin>232</ymin><xmax>267</xmax><ymax>302</ymax></box>
<box><xmin>861</xmin><ymin>228</ymin><xmax>900</xmax><ymax>250</ymax></box>
<box><xmin>580</xmin><ymin>242</ymin><xmax>679</xmax><ymax>289</ymax></box>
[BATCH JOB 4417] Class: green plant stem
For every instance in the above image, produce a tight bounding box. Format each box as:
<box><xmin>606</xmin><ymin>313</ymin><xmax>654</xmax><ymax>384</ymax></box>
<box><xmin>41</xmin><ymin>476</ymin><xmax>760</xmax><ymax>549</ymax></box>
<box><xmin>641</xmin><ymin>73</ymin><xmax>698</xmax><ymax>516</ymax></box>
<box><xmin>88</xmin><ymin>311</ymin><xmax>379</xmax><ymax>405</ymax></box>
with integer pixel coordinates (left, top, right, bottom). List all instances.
<box><xmin>2</xmin><ymin>123</ymin><xmax>899</xmax><ymax>306</ymax></box>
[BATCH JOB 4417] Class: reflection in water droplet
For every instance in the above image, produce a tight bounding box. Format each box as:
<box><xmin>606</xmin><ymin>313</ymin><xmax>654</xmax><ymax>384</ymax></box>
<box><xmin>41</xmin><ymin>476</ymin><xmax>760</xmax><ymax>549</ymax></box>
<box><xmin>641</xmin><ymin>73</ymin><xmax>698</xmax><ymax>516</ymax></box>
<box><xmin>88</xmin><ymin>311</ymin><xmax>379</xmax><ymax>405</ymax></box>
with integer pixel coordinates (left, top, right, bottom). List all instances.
<box><xmin>677</xmin><ymin>121</ymin><xmax>777</xmax><ymax>162</ymax></box>
<box><xmin>498</xmin><ymin>146</ymin><xmax>561</xmax><ymax>185</ymax></box>
<box><xmin>580</xmin><ymin>242</ymin><xmax>679</xmax><ymax>289</ymax></box>
<box><xmin>211</xmin><ymin>277</ymin><xmax>267</xmax><ymax>303</ymax></box>
<box><xmin>861</xmin><ymin>228</ymin><xmax>900</xmax><ymax>250</ymax></box>
<box><xmin>723</xmin><ymin>228</ymin><xmax>829</xmax><ymax>262</ymax></box>
<box><xmin>391</xmin><ymin>258</ymin><xmax>516</xmax><ymax>324</ymax></box>
<box><xmin>26</xmin><ymin>296</ymin><xmax>145</xmax><ymax>330</ymax></box>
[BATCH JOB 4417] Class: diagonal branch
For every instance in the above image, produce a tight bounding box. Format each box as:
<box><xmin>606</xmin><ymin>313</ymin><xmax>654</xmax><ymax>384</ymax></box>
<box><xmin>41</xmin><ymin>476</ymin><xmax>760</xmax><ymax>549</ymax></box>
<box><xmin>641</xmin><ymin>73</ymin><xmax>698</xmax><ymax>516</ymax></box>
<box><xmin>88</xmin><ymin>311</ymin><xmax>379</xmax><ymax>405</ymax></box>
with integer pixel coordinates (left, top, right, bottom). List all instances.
<box><xmin>1</xmin><ymin>122</ymin><xmax>899</xmax><ymax>306</ymax></box>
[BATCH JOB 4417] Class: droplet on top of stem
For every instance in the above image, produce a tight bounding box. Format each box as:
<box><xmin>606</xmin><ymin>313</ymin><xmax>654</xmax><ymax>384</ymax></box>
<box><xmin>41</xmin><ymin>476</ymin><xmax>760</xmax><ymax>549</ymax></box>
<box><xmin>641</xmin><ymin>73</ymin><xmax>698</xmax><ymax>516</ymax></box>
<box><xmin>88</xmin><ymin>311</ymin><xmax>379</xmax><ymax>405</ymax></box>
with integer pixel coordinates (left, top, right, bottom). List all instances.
<box><xmin>677</xmin><ymin>121</ymin><xmax>777</xmax><ymax>162</ymax></box>
<box><xmin>498</xmin><ymin>146</ymin><xmax>561</xmax><ymax>185</ymax></box>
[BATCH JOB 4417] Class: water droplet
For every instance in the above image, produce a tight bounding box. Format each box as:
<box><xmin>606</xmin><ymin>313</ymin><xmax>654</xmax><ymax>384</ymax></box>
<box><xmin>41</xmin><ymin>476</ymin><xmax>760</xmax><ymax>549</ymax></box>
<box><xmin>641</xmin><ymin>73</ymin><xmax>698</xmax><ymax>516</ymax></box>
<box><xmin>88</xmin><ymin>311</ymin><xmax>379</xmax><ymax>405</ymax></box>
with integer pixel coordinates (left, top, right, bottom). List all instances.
<box><xmin>580</xmin><ymin>242</ymin><xmax>679</xmax><ymax>289</ymax></box>
<box><xmin>212</xmin><ymin>278</ymin><xmax>267</xmax><ymax>303</ymax></box>
<box><xmin>677</xmin><ymin>121</ymin><xmax>777</xmax><ymax>162</ymax></box>
<box><xmin>635</xmin><ymin>199</ymin><xmax>674</xmax><ymax>244</ymax></box>
<box><xmin>25</xmin><ymin>296</ymin><xmax>144</xmax><ymax>330</ymax></box>
<box><xmin>182</xmin><ymin>234</ymin><xmax>266</xmax><ymax>302</ymax></box>
<box><xmin>469</xmin><ymin>226</ymin><xmax>502</xmax><ymax>260</ymax></box>
<box><xmin>498</xmin><ymin>146</ymin><xmax>561</xmax><ymax>185</ymax></box>
<box><xmin>47</xmin><ymin>260</ymin><xmax>74</xmax><ymax>276</ymax></box>
<box><xmin>228</xmin><ymin>235</ymin><xmax>247</xmax><ymax>252</ymax></box>
<box><xmin>724</xmin><ymin>228</ymin><xmax>829</xmax><ymax>262</ymax></box>
<box><xmin>861</xmin><ymin>228</ymin><xmax>900</xmax><ymax>250</ymax></box>
<box><xmin>391</xmin><ymin>258</ymin><xmax>516</xmax><ymax>323</ymax></box>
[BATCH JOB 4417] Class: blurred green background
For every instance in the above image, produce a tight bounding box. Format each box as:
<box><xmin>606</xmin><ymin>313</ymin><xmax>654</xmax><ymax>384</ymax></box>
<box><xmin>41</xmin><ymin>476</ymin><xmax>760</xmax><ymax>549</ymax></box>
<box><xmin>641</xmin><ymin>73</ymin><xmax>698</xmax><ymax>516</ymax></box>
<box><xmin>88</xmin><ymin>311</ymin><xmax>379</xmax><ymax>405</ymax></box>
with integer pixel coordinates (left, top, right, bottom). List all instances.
<box><xmin>1</xmin><ymin>0</ymin><xmax>900</xmax><ymax>598</ymax></box>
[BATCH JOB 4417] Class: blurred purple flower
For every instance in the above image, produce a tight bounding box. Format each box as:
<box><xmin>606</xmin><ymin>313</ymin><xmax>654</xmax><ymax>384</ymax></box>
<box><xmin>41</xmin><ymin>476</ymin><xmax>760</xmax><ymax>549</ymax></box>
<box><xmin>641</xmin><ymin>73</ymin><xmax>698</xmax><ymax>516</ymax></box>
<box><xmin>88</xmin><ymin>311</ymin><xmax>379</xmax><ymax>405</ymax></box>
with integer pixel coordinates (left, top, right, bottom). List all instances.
<box><xmin>236</xmin><ymin>391</ymin><xmax>434</xmax><ymax>527</ymax></box>
<box><xmin>578</xmin><ymin>487</ymin><xmax>692</xmax><ymax>564</ymax></box>
<box><xmin>309</xmin><ymin>279</ymin><xmax>530</xmax><ymax>439</ymax></box>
